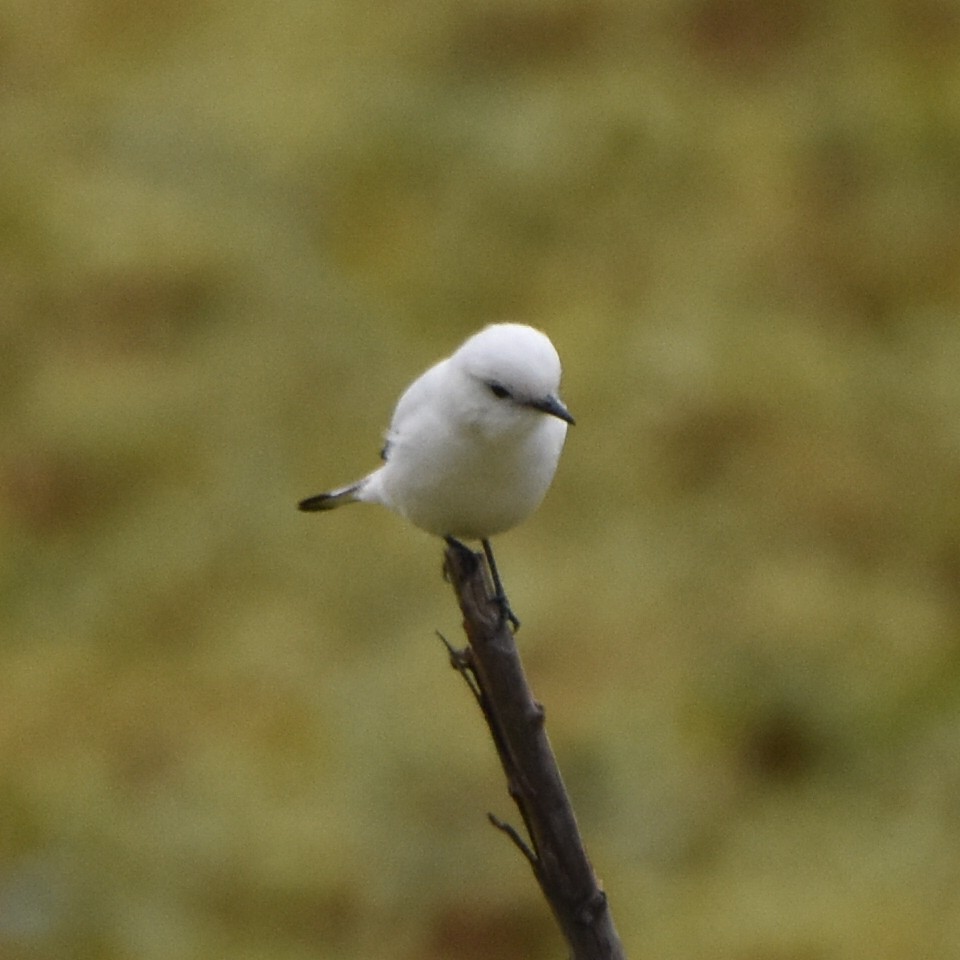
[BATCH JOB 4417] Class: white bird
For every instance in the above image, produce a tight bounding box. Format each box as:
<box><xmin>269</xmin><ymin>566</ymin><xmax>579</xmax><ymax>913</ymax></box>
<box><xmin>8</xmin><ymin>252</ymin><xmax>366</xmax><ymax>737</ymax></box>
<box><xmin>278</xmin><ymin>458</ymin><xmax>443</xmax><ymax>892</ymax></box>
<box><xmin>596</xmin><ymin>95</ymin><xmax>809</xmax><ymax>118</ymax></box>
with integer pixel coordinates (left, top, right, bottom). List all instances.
<box><xmin>298</xmin><ymin>323</ymin><xmax>574</xmax><ymax>624</ymax></box>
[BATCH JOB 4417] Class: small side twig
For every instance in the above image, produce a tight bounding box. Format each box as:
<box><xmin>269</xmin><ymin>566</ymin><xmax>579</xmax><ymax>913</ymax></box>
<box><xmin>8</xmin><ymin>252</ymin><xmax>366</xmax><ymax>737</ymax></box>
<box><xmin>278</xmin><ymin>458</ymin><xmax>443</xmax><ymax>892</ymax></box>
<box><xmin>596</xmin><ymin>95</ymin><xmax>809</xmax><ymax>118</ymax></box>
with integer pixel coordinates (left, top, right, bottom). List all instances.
<box><xmin>442</xmin><ymin>540</ymin><xmax>626</xmax><ymax>960</ymax></box>
<box><xmin>487</xmin><ymin>811</ymin><xmax>538</xmax><ymax>867</ymax></box>
<box><xmin>436</xmin><ymin>631</ymin><xmax>482</xmax><ymax>703</ymax></box>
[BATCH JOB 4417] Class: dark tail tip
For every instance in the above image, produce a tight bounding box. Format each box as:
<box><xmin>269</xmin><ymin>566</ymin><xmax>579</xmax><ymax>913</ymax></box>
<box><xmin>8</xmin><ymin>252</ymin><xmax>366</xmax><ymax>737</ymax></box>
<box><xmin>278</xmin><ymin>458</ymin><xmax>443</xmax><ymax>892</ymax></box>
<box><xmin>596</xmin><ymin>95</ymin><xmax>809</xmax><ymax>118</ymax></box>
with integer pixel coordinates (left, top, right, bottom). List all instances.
<box><xmin>298</xmin><ymin>494</ymin><xmax>332</xmax><ymax>511</ymax></box>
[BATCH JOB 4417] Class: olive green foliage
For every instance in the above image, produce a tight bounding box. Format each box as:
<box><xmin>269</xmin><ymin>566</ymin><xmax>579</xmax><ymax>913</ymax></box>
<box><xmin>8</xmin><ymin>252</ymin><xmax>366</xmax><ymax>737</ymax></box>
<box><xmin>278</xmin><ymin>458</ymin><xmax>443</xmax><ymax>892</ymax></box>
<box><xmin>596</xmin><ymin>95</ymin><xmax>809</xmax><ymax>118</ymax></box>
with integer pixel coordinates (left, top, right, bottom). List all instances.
<box><xmin>3</xmin><ymin>0</ymin><xmax>960</xmax><ymax>957</ymax></box>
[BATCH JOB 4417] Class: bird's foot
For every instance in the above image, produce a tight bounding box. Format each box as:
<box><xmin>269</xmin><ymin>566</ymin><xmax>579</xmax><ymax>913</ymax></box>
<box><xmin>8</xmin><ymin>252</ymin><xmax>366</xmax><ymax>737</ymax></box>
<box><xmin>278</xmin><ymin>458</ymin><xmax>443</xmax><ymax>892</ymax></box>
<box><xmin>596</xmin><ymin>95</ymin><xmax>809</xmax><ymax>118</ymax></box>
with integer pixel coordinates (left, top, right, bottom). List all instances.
<box><xmin>444</xmin><ymin>537</ymin><xmax>520</xmax><ymax>630</ymax></box>
<box><xmin>481</xmin><ymin>539</ymin><xmax>520</xmax><ymax>631</ymax></box>
<box><xmin>494</xmin><ymin>592</ymin><xmax>521</xmax><ymax>631</ymax></box>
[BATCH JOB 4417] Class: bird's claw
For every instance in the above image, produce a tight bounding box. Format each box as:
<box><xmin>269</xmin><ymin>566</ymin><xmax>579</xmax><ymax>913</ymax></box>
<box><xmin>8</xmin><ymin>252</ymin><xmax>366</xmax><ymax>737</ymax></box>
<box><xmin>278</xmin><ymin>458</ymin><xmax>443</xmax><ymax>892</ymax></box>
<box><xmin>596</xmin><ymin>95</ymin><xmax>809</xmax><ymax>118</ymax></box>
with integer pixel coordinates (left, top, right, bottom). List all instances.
<box><xmin>495</xmin><ymin>593</ymin><xmax>520</xmax><ymax>630</ymax></box>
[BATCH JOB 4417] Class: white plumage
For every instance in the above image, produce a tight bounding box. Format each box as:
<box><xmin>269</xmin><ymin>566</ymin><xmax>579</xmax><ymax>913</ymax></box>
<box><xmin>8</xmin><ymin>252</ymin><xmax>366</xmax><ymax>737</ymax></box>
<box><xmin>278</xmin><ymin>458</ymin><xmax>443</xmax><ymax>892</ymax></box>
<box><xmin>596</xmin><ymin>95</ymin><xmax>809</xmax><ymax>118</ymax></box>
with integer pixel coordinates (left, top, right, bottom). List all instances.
<box><xmin>299</xmin><ymin>323</ymin><xmax>573</xmax><ymax>541</ymax></box>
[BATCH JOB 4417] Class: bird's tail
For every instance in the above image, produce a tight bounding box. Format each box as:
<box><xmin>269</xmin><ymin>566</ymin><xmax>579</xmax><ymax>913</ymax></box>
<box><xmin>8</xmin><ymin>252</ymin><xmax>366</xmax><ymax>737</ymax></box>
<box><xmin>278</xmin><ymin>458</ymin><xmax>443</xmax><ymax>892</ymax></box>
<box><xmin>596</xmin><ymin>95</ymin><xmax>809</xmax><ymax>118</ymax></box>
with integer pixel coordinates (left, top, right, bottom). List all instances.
<box><xmin>298</xmin><ymin>481</ymin><xmax>363</xmax><ymax>512</ymax></box>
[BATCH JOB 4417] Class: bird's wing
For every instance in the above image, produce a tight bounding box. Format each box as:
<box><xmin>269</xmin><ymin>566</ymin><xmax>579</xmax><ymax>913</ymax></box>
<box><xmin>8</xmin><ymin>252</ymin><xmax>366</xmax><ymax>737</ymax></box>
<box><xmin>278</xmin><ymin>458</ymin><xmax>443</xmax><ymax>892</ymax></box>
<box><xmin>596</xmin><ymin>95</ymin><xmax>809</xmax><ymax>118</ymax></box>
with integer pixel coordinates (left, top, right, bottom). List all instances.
<box><xmin>380</xmin><ymin>359</ymin><xmax>447</xmax><ymax>461</ymax></box>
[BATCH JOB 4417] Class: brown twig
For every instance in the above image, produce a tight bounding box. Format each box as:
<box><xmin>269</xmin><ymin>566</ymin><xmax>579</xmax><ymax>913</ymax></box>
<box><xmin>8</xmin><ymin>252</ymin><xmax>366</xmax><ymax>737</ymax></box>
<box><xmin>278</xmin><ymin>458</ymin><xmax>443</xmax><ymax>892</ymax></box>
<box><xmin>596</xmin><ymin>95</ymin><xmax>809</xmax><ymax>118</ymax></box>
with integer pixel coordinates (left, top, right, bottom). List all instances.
<box><xmin>442</xmin><ymin>539</ymin><xmax>627</xmax><ymax>960</ymax></box>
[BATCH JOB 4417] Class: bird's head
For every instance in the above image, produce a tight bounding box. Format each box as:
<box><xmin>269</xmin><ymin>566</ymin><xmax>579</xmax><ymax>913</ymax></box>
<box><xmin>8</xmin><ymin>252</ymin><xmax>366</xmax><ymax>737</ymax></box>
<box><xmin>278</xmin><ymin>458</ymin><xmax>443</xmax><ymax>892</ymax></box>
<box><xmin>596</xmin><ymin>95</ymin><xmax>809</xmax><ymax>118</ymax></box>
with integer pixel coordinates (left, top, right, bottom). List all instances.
<box><xmin>453</xmin><ymin>323</ymin><xmax>575</xmax><ymax>428</ymax></box>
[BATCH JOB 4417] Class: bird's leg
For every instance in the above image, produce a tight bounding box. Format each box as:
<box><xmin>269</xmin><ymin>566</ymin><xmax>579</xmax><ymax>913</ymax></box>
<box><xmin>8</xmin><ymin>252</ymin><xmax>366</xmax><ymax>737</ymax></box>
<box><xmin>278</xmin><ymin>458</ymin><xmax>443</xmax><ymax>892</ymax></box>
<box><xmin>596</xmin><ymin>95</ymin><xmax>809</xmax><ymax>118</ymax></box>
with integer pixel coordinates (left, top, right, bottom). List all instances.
<box><xmin>481</xmin><ymin>539</ymin><xmax>520</xmax><ymax>630</ymax></box>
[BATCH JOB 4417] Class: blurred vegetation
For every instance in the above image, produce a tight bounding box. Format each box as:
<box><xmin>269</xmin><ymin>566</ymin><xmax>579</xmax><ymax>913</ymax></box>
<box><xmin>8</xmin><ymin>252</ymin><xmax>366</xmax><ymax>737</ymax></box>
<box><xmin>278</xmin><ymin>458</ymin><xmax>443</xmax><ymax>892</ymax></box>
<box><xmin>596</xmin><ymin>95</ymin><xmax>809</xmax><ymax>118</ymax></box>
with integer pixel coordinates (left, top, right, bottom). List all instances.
<box><xmin>2</xmin><ymin>0</ymin><xmax>960</xmax><ymax>957</ymax></box>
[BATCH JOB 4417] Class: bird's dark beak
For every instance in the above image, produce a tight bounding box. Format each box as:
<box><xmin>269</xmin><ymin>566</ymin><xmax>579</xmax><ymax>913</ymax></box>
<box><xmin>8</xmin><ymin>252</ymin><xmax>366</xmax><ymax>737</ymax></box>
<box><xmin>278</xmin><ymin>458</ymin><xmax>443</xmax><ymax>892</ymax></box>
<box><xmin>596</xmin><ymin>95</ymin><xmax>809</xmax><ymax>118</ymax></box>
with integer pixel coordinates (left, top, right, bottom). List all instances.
<box><xmin>530</xmin><ymin>394</ymin><xmax>576</xmax><ymax>425</ymax></box>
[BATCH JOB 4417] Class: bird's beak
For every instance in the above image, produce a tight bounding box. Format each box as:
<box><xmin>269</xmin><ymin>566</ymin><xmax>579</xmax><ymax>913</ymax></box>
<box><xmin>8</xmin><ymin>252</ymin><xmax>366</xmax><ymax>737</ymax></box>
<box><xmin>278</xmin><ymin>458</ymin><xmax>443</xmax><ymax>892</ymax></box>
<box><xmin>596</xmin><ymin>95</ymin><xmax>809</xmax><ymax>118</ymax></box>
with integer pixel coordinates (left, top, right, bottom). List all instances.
<box><xmin>530</xmin><ymin>394</ymin><xmax>576</xmax><ymax>425</ymax></box>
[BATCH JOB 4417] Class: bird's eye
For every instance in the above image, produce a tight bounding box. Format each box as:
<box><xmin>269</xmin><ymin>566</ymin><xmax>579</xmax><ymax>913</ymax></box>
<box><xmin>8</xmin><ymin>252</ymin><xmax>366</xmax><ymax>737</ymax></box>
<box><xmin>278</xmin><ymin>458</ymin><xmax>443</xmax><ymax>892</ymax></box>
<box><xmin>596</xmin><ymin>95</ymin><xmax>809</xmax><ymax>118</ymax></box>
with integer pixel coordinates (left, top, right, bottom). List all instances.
<box><xmin>488</xmin><ymin>382</ymin><xmax>510</xmax><ymax>399</ymax></box>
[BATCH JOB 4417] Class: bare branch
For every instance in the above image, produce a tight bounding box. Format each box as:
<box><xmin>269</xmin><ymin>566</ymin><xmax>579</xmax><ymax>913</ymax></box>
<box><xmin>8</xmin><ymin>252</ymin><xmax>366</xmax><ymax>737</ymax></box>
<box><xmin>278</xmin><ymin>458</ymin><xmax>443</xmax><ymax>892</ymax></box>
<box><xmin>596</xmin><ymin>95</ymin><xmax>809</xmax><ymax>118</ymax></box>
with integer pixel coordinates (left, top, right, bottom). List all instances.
<box><xmin>442</xmin><ymin>539</ymin><xmax>627</xmax><ymax>960</ymax></box>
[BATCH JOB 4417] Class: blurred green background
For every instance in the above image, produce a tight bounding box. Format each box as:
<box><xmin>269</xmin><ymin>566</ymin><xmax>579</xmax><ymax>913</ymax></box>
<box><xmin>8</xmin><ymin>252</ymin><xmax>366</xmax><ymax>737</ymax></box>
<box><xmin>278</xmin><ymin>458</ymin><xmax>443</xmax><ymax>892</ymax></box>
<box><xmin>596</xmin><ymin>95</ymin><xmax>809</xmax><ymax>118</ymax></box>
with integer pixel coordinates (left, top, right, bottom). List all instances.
<box><xmin>3</xmin><ymin>0</ymin><xmax>960</xmax><ymax>957</ymax></box>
